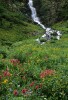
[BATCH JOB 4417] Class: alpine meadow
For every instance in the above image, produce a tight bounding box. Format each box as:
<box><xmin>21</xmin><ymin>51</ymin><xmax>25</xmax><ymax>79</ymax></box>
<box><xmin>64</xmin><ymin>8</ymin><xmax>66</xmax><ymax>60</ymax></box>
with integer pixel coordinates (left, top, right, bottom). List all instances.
<box><xmin>0</xmin><ymin>0</ymin><xmax>68</xmax><ymax>100</ymax></box>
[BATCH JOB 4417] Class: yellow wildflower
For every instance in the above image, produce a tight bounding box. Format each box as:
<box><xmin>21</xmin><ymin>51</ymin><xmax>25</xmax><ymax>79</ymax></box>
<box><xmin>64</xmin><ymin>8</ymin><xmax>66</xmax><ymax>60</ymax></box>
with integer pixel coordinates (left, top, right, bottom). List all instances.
<box><xmin>2</xmin><ymin>79</ymin><xmax>8</xmax><ymax>84</ymax></box>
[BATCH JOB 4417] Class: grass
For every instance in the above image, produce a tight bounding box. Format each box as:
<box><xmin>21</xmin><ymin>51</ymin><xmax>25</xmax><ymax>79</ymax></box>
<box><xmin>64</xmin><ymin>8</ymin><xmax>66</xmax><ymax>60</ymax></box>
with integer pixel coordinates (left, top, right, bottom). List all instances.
<box><xmin>52</xmin><ymin>21</ymin><xmax>68</xmax><ymax>32</ymax></box>
<box><xmin>0</xmin><ymin>21</ymin><xmax>44</xmax><ymax>45</ymax></box>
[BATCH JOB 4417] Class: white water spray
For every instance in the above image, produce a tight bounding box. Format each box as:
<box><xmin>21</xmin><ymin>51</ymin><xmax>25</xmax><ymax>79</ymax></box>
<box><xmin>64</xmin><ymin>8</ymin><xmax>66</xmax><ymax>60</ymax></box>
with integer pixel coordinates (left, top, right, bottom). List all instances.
<box><xmin>28</xmin><ymin>0</ymin><xmax>46</xmax><ymax>29</ymax></box>
<box><xmin>28</xmin><ymin>0</ymin><xmax>62</xmax><ymax>43</ymax></box>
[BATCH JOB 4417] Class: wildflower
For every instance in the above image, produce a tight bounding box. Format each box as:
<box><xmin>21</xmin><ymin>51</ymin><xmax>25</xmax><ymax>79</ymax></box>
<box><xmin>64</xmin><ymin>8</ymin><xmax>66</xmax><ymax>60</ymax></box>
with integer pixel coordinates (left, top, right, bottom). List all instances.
<box><xmin>35</xmin><ymin>83</ymin><xmax>42</xmax><ymax>90</ymax></box>
<box><xmin>22</xmin><ymin>89</ymin><xmax>28</xmax><ymax>94</ymax></box>
<box><xmin>2</xmin><ymin>79</ymin><xmax>8</xmax><ymax>84</ymax></box>
<box><xmin>13</xmin><ymin>90</ymin><xmax>18</xmax><ymax>96</ymax></box>
<box><xmin>3</xmin><ymin>71</ymin><xmax>11</xmax><ymax>77</ymax></box>
<box><xmin>35</xmin><ymin>85</ymin><xmax>39</xmax><ymax>90</ymax></box>
<box><xmin>40</xmin><ymin>69</ymin><xmax>54</xmax><ymax>78</ymax></box>
<box><xmin>29</xmin><ymin>82</ymin><xmax>34</xmax><ymax>87</ymax></box>
<box><xmin>10</xmin><ymin>59</ymin><xmax>20</xmax><ymax>66</ymax></box>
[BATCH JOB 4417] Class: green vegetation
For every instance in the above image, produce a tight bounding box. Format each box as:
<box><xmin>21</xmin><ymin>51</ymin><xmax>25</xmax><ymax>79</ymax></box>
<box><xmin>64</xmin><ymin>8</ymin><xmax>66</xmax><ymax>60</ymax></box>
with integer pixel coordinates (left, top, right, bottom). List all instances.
<box><xmin>0</xmin><ymin>0</ymin><xmax>68</xmax><ymax>100</ymax></box>
<box><xmin>0</xmin><ymin>3</ymin><xmax>44</xmax><ymax>45</ymax></box>
<box><xmin>0</xmin><ymin>20</ymin><xmax>68</xmax><ymax>99</ymax></box>
<box><xmin>34</xmin><ymin>0</ymin><xmax>68</xmax><ymax>25</ymax></box>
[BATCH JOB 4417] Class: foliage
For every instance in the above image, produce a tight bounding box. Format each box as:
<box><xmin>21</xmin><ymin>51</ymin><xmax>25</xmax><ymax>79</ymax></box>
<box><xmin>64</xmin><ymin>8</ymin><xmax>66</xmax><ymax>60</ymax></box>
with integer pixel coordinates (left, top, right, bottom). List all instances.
<box><xmin>0</xmin><ymin>21</ymin><xmax>68</xmax><ymax>99</ymax></box>
<box><xmin>34</xmin><ymin>0</ymin><xmax>68</xmax><ymax>25</ymax></box>
<box><xmin>0</xmin><ymin>1</ymin><xmax>68</xmax><ymax>99</ymax></box>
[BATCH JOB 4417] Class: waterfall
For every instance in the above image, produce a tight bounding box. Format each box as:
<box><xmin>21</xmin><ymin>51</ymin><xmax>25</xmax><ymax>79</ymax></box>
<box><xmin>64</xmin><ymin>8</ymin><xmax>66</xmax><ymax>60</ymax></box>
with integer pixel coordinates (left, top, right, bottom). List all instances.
<box><xmin>28</xmin><ymin>0</ymin><xmax>46</xmax><ymax>29</ymax></box>
<box><xmin>28</xmin><ymin>0</ymin><xmax>62</xmax><ymax>43</ymax></box>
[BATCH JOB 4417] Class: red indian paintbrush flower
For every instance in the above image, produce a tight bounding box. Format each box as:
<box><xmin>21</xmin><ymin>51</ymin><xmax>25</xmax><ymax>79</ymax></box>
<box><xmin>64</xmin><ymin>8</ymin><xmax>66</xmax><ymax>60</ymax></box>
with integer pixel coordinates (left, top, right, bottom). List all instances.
<box><xmin>29</xmin><ymin>82</ymin><xmax>35</xmax><ymax>87</ymax></box>
<box><xmin>40</xmin><ymin>69</ymin><xmax>55</xmax><ymax>78</ymax></box>
<box><xmin>35</xmin><ymin>83</ymin><xmax>42</xmax><ymax>90</ymax></box>
<box><xmin>10</xmin><ymin>59</ymin><xmax>20</xmax><ymax>66</ymax></box>
<box><xmin>3</xmin><ymin>71</ymin><xmax>11</xmax><ymax>77</ymax></box>
<box><xmin>22</xmin><ymin>89</ymin><xmax>28</xmax><ymax>94</ymax></box>
<box><xmin>13</xmin><ymin>90</ymin><xmax>18</xmax><ymax>96</ymax></box>
<box><xmin>35</xmin><ymin>85</ymin><xmax>39</xmax><ymax>90</ymax></box>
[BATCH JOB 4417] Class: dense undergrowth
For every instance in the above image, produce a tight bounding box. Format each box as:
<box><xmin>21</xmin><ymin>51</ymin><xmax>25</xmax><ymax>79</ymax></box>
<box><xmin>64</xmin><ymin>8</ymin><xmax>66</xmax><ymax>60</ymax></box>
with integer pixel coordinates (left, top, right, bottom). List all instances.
<box><xmin>0</xmin><ymin>2</ymin><xmax>68</xmax><ymax>100</ymax></box>
<box><xmin>0</xmin><ymin>21</ymin><xmax>68</xmax><ymax>100</ymax></box>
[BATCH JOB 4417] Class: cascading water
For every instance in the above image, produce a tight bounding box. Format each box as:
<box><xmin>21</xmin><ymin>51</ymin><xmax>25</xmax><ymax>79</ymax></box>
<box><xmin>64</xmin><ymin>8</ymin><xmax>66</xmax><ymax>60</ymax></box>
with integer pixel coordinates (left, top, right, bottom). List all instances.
<box><xmin>28</xmin><ymin>0</ymin><xmax>62</xmax><ymax>44</ymax></box>
<box><xmin>28</xmin><ymin>0</ymin><xmax>46</xmax><ymax>30</ymax></box>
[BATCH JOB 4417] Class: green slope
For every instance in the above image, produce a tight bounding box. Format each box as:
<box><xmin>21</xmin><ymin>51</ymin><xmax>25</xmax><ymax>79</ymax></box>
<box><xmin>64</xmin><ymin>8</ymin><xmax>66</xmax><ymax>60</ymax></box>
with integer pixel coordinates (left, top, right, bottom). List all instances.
<box><xmin>0</xmin><ymin>3</ymin><xmax>68</xmax><ymax>100</ymax></box>
<box><xmin>0</xmin><ymin>21</ymin><xmax>68</xmax><ymax>99</ymax></box>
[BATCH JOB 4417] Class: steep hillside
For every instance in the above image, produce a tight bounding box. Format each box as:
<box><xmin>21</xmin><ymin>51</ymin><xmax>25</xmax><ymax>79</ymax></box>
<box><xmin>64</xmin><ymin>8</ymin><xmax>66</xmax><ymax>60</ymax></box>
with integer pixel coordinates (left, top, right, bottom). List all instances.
<box><xmin>0</xmin><ymin>2</ymin><xmax>44</xmax><ymax>45</ymax></box>
<box><xmin>0</xmin><ymin>1</ymin><xmax>68</xmax><ymax>100</ymax></box>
